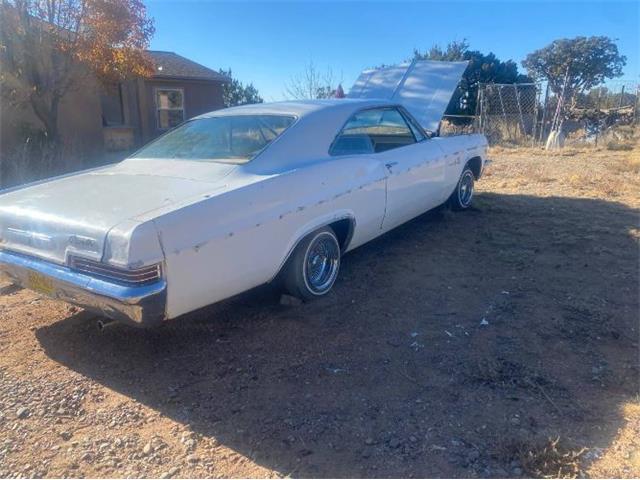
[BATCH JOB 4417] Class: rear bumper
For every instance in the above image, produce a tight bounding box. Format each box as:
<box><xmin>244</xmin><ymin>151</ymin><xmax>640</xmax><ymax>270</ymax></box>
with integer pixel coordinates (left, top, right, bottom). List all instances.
<box><xmin>0</xmin><ymin>249</ymin><xmax>167</xmax><ymax>327</ymax></box>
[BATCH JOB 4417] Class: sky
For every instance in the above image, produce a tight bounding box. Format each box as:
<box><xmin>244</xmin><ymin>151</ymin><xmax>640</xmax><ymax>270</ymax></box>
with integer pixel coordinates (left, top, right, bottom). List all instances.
<box><xmin>147</xmin><ymin>0</ymin><xmax>639</xmax><ymax>101</ymax></box>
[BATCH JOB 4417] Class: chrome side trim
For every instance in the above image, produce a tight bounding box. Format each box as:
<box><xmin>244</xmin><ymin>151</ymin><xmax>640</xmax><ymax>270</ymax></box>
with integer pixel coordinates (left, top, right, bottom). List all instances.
<box><xmin>0</xmin><ymin>250</ymin><xmax>167</xmax><ymax>327</ymax></box>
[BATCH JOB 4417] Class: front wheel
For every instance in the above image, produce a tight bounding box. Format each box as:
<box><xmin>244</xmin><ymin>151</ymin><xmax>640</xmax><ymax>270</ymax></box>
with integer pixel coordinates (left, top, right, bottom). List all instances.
<box><xmin>449</xmin><ymin>166</ymin><xmax>475</xmax><ymax>210</ymax></box>
<box><xmin>283</xmin><ymin>227</ymin><xmax>341</xmax><ymax>301</ymax></box>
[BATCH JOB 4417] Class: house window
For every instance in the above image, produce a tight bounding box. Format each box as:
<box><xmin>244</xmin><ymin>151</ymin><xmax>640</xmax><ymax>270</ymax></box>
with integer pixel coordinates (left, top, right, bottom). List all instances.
<box><xmin>100</xmin><ymin>83</ymin><xmax>125</xmax><ymax>126</ymax></box>
<box><xmin>156</xmin><ymin>88</ymin><xmax>185</xmax><ymax>130</ymax></box>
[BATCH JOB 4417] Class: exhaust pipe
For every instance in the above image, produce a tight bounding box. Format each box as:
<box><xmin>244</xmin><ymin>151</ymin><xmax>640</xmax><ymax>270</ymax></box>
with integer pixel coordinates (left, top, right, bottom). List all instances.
<box><xmin>96</xmin><ymin>318</ymin><xmax>117</xmax><ymax>331</ymax></box>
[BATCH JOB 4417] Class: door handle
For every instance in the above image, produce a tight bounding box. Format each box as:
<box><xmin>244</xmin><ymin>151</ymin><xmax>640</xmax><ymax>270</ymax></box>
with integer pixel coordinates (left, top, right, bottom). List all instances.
<box><xmin>385</xmin><ymin>162</ymin><xmax>398</xmax><ymax>170</ymax></box>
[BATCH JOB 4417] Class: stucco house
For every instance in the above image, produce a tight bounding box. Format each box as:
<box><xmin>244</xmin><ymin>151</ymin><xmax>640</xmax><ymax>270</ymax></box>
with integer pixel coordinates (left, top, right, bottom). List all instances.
<box><xmin>101</xmin><ymin>51</ymin><xmax>230</xmax><ymax>151</ymax></box>
<box><xmin>1</xmin><ymin>50</ymin><xmax>229</xmax><ymax>158</ymax></box>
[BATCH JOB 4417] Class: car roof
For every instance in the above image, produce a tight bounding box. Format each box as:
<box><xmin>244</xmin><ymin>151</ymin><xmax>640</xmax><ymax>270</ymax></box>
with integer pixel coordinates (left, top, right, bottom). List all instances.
<box><xmin>196</xmin><ymin>98</ymin><xmax>395</xmax><ymax>119</ymax></box>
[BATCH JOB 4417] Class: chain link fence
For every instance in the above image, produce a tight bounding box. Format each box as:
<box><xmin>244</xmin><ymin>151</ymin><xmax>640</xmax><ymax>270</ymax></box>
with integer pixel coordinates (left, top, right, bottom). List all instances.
<box><xmin>439</xmin><ymin>81</ymin><xmax>639</xmax><ymax>147</ymax></box>
<box><xmin>476</xmin><ymin>83</ymin><xmax>539</xmax><ymax>145</ymax></box>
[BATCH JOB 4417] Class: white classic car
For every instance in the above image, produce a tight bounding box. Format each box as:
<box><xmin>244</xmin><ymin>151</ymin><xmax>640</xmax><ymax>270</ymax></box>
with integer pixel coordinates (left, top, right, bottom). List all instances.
<box><xmin>0</xmin><ymin>60</ymin><xmax>487</xmax><ymax>327</ymax></box>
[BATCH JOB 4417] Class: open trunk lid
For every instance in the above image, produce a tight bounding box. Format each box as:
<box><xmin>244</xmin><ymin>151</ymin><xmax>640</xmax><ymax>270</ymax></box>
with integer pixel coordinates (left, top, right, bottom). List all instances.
<box><xmin>348</xmin><ymin>59</ymin><xmax>468</xmax><ymax>133</ymax></box>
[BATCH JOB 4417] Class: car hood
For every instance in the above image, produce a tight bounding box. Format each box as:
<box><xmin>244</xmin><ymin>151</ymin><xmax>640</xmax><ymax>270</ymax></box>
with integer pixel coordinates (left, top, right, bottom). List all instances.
<box><xmin>0</xmin><ymin>159</ymin><xmax>236</xmax><ymax>265</ymax></box>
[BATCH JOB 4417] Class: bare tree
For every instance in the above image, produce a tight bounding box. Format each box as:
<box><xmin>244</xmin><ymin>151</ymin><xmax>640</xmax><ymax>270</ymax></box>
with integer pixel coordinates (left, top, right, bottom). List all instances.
<box><xmin>284</xmin><ymin>61</ymin><xmax>342</xmax><ymax>100</ymax></box>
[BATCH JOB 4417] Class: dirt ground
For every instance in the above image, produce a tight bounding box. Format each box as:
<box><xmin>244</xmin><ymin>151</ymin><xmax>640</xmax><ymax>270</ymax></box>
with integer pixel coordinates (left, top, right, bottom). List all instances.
<box><xmin>0</xmin><ymin>144</ymin><xmax>638</xmax><ymax>479</ymax></box>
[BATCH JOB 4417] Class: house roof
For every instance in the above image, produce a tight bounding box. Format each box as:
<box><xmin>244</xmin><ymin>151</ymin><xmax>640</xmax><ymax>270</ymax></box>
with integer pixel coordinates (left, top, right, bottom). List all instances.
<box><xmin>147</xmin><ymin>51</ymin><xmax>230</xmax><ymax>82</ymax></box>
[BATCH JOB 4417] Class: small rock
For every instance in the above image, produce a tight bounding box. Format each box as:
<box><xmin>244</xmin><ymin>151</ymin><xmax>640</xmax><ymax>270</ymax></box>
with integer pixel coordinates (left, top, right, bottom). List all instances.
<box><xmin>280</xmin><ymin>294</ymin><xmax>303</xmax><ymax>306</ymax></box>
<box><xmin>364</xmin><ymin>437</ymin><xmax>374</xmax><ymax>445</ymax></box>
<box><xmin>389</xmin><ymin>437</ymin><xmax>402</xmax><ymax>449</ymax></box>
<box><xmin>361</xmin><ymin>447</ymin><xmax>373</xmax><ymax>459</ymax></box>
<box><xmin>60</xmin><ymin>431</ymin><xmax>72</xmax><ymax>441</ymax></box>
<box><xmin>409</xmin><ymin>435</ymin><xmax>418</xmax><ymax>443</ymax></box>
<box><xmin>161</xmin><ymin>467</ymin><xmax>180</xmax><ymax>479</ymax></box>
<box><xmin>16</xmin><ymin>407</ymin><xmax>29</xmax><ymax>419</ymax></box>
<box><xmin>142</xmin><ymin>442</ymin><xmax>153</xmax><ymax>455</ymax></box>
<box><xmin>80</xmin><ymin>452</ymin><xmax>93</xmax><ymax>463</ymax></box>
<box><xmin>510</xmin><ymin>416</ymin><xmax>521</xmax><ymax>426</ymax></box>
<box><xmin>186</xmin><ymin>454</ymin><xmax>199</xmax><ymax>464</ymax></box>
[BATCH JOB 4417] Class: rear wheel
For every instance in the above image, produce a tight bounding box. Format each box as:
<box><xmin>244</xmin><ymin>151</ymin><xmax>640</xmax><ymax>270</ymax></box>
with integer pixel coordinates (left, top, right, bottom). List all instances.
<box><xmin>284</xmin><ymin>227</ymin><xmax>341</xmax><ymax>301</ymax></box>
<box><xmin>449</xmin><ymin>166</ymin><xmax>475</xmax><ymax>210</ymax></box>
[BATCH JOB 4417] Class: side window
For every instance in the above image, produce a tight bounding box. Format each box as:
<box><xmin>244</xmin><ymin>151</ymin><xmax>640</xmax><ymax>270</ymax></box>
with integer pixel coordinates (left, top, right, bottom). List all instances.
<box><xmin>402</xmin><ymin>110</ymin><xmax>426</xmax><ymax>142</ymax></box>
<box><xmin>330</xmin><ymin>107</ymin><xmax>417</xmax><ymax>156</ymax></box>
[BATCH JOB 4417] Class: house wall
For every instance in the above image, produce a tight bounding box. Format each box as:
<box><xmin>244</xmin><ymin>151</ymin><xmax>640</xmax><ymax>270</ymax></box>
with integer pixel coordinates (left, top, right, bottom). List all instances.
<box><xmin>139</xmin><ymin>78</ymin><xmax>225</xmax><ymax>143</ymax></box>
<box><xmin>0</xmin><ymin>74</ymin><xmax>226</xmax><ymax>186</ymax></box>
<box><xmin>0</xmin><ymin>75</ymin><xmax>104</xmax><ymax>158</ymax></box>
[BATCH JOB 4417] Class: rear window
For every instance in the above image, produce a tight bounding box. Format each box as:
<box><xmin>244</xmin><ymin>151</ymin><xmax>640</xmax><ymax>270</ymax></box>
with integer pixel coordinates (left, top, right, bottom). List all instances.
<box><xmin>131</xmin><ymin>115</ymin><xmax>295</xmax><ymax>164</ymax></box>
<box><xmin>330</xmin><ymin>107</ymin><xmax>418</xmax><ymax>155</ymax></box>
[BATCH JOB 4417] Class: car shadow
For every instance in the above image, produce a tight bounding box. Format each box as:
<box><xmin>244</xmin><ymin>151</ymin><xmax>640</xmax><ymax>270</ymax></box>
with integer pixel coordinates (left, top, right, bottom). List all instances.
<box><xmin>36</xmin><ymin>192</ymin><xmax>639</xmax><ymax>477</ymax></box>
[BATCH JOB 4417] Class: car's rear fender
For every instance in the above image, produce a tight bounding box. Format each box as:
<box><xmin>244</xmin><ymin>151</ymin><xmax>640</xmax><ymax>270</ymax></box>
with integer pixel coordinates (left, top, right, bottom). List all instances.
<box><xmin>154</xmin><ymin>156</ymin><xmax>385</xmax><ymax>319</ymax></box>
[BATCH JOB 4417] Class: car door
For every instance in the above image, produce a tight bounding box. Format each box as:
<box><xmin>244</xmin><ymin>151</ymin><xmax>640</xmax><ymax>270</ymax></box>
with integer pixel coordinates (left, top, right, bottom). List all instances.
<box><xmin>372</xmin><ymin>108</ymin><xmax>446</xmax><ymax>231</ymax></box>
<box><xmin>329</xmin><ymin>106</ymin><xmax>447</xmax><ymax>235</ymax></box>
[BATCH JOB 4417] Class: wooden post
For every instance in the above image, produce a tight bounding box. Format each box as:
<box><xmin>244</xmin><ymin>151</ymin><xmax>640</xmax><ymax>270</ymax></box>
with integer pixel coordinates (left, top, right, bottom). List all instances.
<box><xmin>532</xmin><ymin>84</ymin><xmax>540</xmax><ymax>147</ymax></box>
<box><xmin>497</xmin><ymin>85</ymin><xmax>510</xmax><ymax>141</ymax></box>
<box><xmin>513</xmin><ymin>83</ymin><xmax>526</xmax><ymax>142</ymax></box>
<box><xmin>634</xmin><ymin>85</ymin><xmax>639</xmax><ymax>124</ymax></box>
<box><xmin>475</xmin><ymin>84</ymin><xmax>483</xmax><ymax>133</ymax></box>
<box><xmin>618</xmin><ymin>84</ymin><xmax>625</xmax><ymax>108</ymax></box>
<box><xmin>595</xmin><ymin>87</ymin><xmax>602</xmax><ymax>147</ymax></box>
<box><xmin>538</xmin><ymin>83</ymin><xmax>550</xmax><ymax>143</ymax></box>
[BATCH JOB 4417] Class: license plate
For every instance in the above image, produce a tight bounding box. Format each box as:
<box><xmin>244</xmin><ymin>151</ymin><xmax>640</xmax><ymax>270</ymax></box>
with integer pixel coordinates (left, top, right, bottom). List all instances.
<box><xmin>27</xmin><ymin>271</ymin><xmax>55</xmax><ymax>296</ymax></box>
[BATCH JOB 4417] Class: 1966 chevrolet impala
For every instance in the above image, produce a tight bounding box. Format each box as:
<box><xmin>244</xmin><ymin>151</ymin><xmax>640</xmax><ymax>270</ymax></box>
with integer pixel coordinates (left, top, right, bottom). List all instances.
<box><xmin>0</xmin><ymin>60</ymin><xmax>487</xmax><ymax>327</ymax></box>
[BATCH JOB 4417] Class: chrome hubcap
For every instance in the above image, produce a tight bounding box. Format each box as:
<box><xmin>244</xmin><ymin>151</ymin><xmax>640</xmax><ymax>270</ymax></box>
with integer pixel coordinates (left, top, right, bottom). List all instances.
<box><xmin>459</xmin><ymin>171</ymin><xmax>474</xmax><ymax>207</ymax></box>
<box><xmin>304</xmin><ymin>233</ymin><xmax>340</xmax><ymax>294</ymax></box>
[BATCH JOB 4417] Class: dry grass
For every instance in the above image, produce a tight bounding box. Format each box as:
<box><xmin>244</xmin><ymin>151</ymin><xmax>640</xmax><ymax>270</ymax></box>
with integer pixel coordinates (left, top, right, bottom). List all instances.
<box><xmin>519</xmin><ymin>438</ymin><xmax>587</xmax><ymax>479</ymax></box>
<box><xmin>586</xmin><ymin>402</ymin><xmax>640</xmax><ymax>479</ymax></box>
<box><xmin>482</xmin><ymin>140</ymin><xmax>640</xmax><ymax>479</ymax></box>
<box><xmin>606</xmin><ymin>141</ymin><xmax>634</xmax><ymax>151</ymax></box>
<box><xmin>483</xmin><ymin>141</ymin><xmax>640</xmax><ymax>206</ymax></box>
<box><xmin>493</xmin><ymin>437</ymin><xmax>588</xmax><ymax>479</ymax></box>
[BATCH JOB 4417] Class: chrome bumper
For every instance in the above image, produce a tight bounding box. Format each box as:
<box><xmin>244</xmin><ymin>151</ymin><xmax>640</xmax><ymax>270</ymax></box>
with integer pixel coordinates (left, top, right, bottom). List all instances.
<box><xmin>0</xmin><ymin>250</ymin><xmax>167</xmax><ymax>327</ymax></box>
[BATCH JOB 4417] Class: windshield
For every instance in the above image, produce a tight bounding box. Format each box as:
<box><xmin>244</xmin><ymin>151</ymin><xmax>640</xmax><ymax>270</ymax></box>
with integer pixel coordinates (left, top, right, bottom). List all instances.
<box><xmin>131</xmin><ymin>115</ymin><xmax>296</xmax><ymax>164</ymax></box>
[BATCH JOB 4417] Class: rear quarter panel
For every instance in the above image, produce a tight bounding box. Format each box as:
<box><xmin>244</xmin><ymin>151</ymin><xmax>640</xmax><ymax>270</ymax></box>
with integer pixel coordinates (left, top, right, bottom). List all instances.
<box><xmin>432</xmin><ymin>134</ymin><xmax>488</xmax><ymax>195</ymax></box>
<box><xmin>154</xmin><ymin>156</ymin><xmax>386</xmax><ymax>319</ymax></box>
